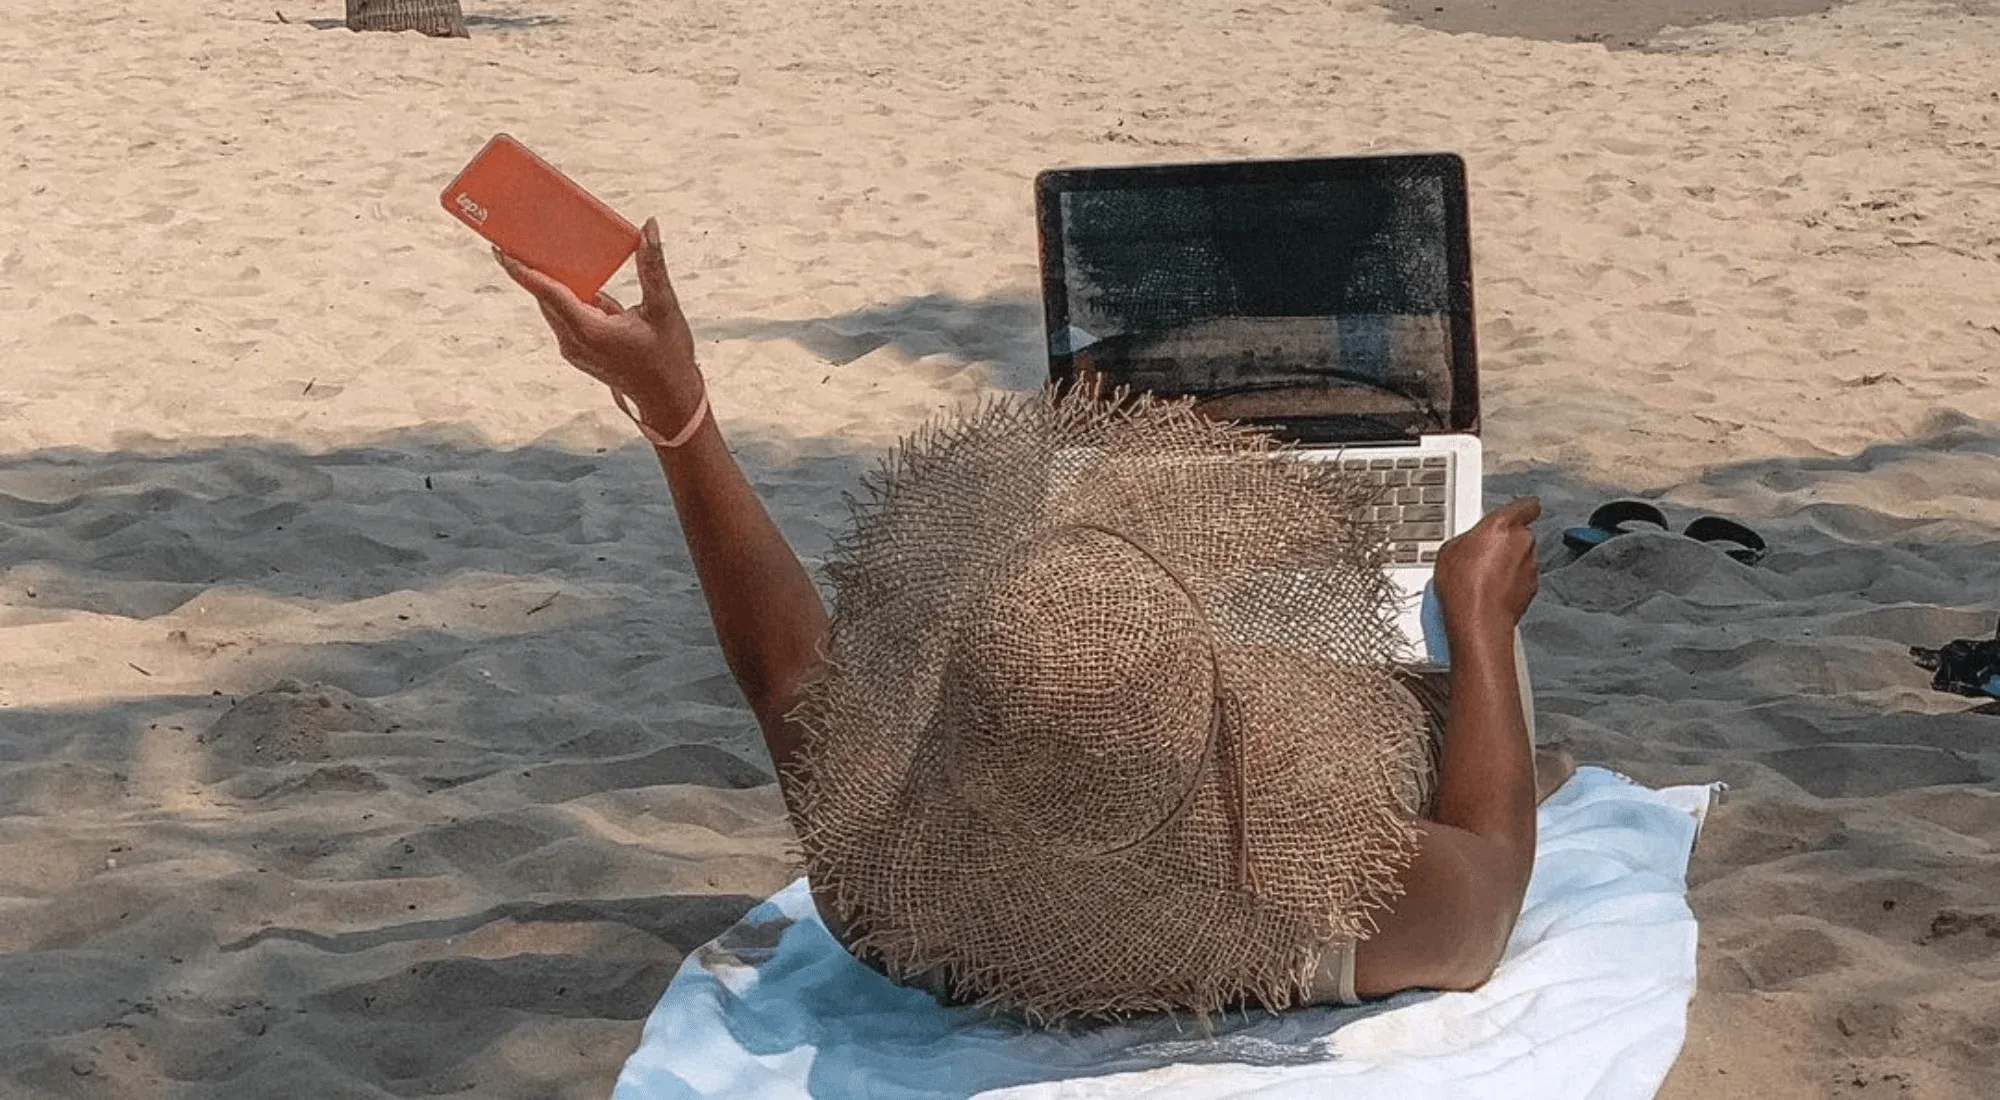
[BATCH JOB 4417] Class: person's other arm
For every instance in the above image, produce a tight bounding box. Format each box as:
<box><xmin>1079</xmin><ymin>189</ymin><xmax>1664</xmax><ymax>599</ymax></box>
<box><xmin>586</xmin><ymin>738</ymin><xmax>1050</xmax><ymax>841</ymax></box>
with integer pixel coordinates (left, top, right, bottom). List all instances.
<box><xmin>1354</xmin><ymin>497</ymin><xmax>1540</xmax><ymax>995</ymax></box>
<box><xmin>496</xmin><ymin>222</ymin><xmax>828</xmax><ymax>808</ymax></box>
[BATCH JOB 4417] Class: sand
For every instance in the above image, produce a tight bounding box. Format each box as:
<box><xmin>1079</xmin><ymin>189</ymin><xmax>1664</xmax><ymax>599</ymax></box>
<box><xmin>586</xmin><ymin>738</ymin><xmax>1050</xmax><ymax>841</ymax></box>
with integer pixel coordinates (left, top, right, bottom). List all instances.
<box><xmin>2</xmin><ymin>0</ymin><xmax>1997</xmax><ymax>1095</ymax></box>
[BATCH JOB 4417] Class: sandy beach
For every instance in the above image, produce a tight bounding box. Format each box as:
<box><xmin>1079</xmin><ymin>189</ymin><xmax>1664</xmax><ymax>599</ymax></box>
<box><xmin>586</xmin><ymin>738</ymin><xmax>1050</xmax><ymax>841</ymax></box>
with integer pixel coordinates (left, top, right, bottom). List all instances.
<box><xmin>3</xmin><ymin>0</ymin><xmax>1998</xmax><ymax>1095</ymax></box>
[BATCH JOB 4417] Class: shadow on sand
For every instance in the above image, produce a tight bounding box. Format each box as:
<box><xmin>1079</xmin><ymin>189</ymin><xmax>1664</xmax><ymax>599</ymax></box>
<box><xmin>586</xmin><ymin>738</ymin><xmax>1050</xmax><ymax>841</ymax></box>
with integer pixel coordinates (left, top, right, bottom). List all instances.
<box><xmin>3</xmin><ymin>402</ymin><xmax>1997</xmax><ymax>1095</ymax></box>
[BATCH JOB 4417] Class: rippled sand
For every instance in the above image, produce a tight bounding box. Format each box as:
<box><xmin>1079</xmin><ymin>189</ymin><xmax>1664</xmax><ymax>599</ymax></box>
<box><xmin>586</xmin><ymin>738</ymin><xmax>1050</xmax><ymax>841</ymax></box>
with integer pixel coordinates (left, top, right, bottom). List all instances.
<box><xmin>2</xmin><ymin>0</ymin><xmax>1997</xmax><ymax>1095</ymax></box>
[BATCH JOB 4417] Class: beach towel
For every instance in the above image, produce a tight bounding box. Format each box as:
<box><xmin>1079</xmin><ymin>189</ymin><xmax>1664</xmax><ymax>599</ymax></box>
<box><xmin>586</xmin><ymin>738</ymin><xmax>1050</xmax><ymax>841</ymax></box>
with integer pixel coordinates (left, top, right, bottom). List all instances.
<box><xmin>613</xmin><ymin>766</ymin><xmax>1718</xmax><ymax>1100</ymax></box>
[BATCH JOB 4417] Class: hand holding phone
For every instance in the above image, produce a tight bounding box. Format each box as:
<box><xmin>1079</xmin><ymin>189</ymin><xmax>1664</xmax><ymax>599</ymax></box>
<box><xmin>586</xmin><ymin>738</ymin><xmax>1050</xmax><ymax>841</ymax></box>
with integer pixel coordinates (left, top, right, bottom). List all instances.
<box><xmin>453</xmin><ymin>135</ymin><xmax>709</xmax><ymax>445</ymax></box>
<box><xmin>492</xmin><ymin>210</ymin><xmax>709</xmax><ymax>444</ymax></box>
<box><xmin>442</xmin><ymin>134</ymin><xmax>640</xmax><ymax>302</ymax></box>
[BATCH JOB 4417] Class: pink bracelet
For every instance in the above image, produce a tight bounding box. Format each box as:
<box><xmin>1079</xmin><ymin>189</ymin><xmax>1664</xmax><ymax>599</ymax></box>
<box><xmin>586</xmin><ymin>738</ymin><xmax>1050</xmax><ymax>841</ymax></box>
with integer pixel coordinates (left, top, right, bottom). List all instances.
<box><xmin>612</xmin><ymin>385</ymin><xmax>710</xmax><ymax>449</ymax></box>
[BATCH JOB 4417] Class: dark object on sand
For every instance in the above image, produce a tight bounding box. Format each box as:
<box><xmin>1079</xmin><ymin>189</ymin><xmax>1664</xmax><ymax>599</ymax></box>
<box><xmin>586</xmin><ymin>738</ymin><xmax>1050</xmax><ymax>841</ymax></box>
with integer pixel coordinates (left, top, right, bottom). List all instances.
<box><xmin>346</xmin><ymin>0</ymin><xmax>468</xmax><ymax>37</ymax></box>
<box><xmin>1911</xmin><ymin>625</ymin><xmax>2000</xmax><ymax>707</ymax></box>
<box><xmin>1683</xmin><ymin>516</ymin><xmax>1768</xmax><ymax>566</ymax></box>
<box><xmin>1561</xmin><ymin>500</ymin><xmax>1669</xmax><ymax>556</ymax></box>
<box><xmin>1562</xmin><ymin>503</ymin><xmax>1768</xmax><ymax>565</ymax></box>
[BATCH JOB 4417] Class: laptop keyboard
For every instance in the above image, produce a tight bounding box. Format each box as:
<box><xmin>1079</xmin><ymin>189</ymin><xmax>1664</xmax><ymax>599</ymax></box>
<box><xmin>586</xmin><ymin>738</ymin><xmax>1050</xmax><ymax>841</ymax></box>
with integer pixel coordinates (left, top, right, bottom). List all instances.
<box><xmin>1340</xmin><ymin>454</ymin><xmax>1455</xmax><ymax>565</ymax></box>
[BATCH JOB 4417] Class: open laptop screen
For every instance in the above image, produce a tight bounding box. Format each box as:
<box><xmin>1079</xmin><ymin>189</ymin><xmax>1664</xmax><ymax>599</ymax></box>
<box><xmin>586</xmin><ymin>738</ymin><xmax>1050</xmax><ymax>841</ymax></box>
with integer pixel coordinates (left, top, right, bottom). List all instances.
<box><xmin>1036</xmin><ymin>155</ymin><xmax>1477</xmax><ymax>445</ymax></box>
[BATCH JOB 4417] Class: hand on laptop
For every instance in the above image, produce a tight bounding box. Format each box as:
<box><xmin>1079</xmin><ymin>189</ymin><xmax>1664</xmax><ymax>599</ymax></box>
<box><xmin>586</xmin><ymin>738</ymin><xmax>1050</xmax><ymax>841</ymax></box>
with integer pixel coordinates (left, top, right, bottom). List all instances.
<box><xmin>494</xmin><ymin>217</ymin><xmax>705</xmax><ymax>430</ymax></box>
<box><xmin>1433</xmin><ymin>497</ymin><xmax>1540</xmax><ymax>638</ymax></box>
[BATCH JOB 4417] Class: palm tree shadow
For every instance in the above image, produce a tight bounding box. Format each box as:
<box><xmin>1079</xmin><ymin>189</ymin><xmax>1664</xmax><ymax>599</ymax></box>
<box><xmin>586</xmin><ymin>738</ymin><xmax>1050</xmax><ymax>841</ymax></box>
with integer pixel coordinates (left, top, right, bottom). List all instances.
<box><xmin>6</xmin><ymin>405</ymin><xmax>2000</xmax><ymax>1096</ymax></box>
<box><xmin>0</xmin><ymin>425</ymin><xmax>859</xmax><ymax>1097</ymax></box>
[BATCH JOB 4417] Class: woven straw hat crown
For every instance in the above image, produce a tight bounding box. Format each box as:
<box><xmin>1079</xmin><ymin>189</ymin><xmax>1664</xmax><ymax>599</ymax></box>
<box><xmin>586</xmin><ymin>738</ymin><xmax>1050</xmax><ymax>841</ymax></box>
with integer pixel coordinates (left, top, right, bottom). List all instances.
<box><xmin>793</xmin><ymin>389</ymin><xmax>1434</xmax><ymax>1020</ymax></box>
<box><xmin>944</xmin><ymin>524</ymin><xmax>1227</xmax><ymax>855</ymax></box>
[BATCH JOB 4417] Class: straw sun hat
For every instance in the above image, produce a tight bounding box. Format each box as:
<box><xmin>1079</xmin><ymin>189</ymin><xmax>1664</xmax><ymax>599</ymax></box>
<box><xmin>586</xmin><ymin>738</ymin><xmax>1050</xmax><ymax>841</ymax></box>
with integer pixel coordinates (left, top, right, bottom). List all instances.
<box><xmin>790</xmin><ymin>387</ymin><xmax>1436</xmax><ymax>1021</ymax></box>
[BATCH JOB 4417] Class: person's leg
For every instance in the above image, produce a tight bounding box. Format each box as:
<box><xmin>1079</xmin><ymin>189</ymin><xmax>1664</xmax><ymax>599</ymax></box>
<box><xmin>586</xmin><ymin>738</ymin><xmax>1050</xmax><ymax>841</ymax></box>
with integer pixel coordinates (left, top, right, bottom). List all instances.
<box><xmin>1516</xmin><ymin>630</ymin><xmax>1575</xmax><ymax>801</ymax></box>
<box><xmin>1513</xmin><ymin>626</ymin><xmax>1537</xmax><ymax>746</ymax></box>
<box><xmin>1533</xmin><ymin>744</ymin><xmax>1577</xmax><ymax>804</ymax></box>
<box><xmin>1404</xmin><ymin>639</ymin><xmax>1573</xmax><ymax>809</ymax></box>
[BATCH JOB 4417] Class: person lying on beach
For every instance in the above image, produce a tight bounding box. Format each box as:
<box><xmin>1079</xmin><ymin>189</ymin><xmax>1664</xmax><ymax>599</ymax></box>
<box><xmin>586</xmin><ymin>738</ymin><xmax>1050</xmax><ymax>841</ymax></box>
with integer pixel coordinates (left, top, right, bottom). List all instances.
<box><xmin>495</xmin><ymin>221</ymin><xmax>1566</xmax><ymax>1017</ymax></box>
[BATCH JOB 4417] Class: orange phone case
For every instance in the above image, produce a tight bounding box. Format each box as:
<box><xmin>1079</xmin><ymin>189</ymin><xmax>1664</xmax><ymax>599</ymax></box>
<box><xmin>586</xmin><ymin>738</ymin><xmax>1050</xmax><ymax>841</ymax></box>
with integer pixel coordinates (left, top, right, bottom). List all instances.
<box><xmin>441</xmin><ymin>134</ymin><xmax>640</xmax><ymax>302</ymax></box>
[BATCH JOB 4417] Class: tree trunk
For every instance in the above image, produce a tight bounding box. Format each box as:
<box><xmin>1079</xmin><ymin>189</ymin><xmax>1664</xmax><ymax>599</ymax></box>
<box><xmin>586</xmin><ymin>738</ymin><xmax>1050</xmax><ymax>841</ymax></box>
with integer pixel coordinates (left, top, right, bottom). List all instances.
<box><xmin>345</xmin><ymin>0</ymin><xmax>468</xmax><ymax>38</ymax></box>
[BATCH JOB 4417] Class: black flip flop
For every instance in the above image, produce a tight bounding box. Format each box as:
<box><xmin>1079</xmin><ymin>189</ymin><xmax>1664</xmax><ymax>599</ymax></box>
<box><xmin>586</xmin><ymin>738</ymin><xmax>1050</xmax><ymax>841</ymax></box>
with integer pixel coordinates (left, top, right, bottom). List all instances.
<box><xmin>1562</xmin><ymin>500</ymin><xmax>1669</xmax><ymax>557</ymax></box>
<box><xmin>1684</xmin><ymin>516</ymin><xmax>1769</xmax><ymax>566</ymax></box>
<box><xmin>1910</xmin><ymin>625</ymin><xmax>2000</xmax><ymax>701</ymax></box>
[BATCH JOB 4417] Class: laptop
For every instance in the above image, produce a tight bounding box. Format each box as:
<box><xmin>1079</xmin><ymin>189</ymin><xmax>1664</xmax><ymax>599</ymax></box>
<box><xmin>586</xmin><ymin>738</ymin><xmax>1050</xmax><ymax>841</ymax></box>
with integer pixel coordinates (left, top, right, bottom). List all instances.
<box><xmin>1034</xmin><ymin>153</ymin><xmax>1481</xmax><ymax>662</ymax></box>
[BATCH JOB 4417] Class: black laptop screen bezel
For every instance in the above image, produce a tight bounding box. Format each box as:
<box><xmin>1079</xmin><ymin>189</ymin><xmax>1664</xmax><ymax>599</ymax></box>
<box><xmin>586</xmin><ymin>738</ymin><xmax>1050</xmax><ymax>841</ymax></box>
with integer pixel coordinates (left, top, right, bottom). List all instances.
<box><xmin>1034</xmin><ymin>153</ymin><xmax>1479</xmax><ymax>443</ymax></box>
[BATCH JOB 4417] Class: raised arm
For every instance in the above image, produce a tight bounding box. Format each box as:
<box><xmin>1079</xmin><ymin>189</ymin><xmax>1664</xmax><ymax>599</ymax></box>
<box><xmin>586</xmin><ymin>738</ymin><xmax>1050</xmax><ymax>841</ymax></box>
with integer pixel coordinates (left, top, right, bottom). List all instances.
<box><xmin>496</xmin><ymin>222</ymin><xmax>829</xmax><ymax>805</ymax></box>
<box><xmin>1354</xmin><ymin>497</ymin><xmax>1542</xmax><ymax>996</ymax></box>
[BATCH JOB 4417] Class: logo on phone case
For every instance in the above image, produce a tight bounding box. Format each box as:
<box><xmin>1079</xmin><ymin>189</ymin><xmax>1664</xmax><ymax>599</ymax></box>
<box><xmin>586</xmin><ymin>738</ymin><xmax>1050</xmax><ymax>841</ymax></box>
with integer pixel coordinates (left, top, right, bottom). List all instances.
<box><xmin>454</xmin><ymin>192</ymin><xmax>488</xmax><ymax>225</ymax></box>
